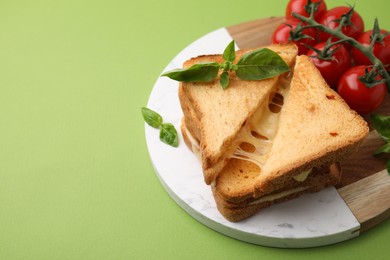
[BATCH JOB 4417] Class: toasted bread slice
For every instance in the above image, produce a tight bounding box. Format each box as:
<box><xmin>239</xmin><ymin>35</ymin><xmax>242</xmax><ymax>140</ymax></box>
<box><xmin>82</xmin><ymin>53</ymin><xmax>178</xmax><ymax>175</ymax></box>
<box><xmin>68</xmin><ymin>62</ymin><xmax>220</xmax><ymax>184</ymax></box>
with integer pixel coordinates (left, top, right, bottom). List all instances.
<box><xmin>212</xmin><ymin>164</ymin><xmax>341</xmax><ymax>222</ymax></box>
<box><xmin>253</xmin><ymin>55</ymin><xmax>369</xmax><ymax>197</ymax></box>
<box><xmin>178</xmin><ymin>43</ymin><xmax>298</xmax><ymax>184</ymax></box>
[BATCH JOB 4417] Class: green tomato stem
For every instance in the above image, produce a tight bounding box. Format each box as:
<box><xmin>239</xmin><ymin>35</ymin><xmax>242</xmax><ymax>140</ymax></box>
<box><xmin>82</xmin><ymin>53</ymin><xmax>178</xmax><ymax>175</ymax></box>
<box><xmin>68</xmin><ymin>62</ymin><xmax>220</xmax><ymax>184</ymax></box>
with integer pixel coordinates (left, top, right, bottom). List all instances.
<box><xmin>292</xmin><ymin>12</ymin><xmax>390</xmax><ymax>92</ymax></box>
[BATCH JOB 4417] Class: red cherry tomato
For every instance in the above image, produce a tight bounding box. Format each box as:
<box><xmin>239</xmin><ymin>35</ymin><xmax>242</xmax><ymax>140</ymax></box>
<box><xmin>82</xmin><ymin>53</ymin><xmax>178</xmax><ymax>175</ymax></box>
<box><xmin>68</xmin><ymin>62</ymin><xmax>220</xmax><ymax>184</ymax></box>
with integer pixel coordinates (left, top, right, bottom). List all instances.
<box><xmin>272</xmin><ymin>20</ymin><xmax>317</xmax><ymax>55</ymax></box>
<box><xmin>319</xmin><ymin>6</ymin><xmax>364</xmax><ymax>42</ymax></box>
<box><xmin>286</xmin><ymin>0</ymin><xmax>327</xmax><ymax>22</ymax></box>
<box><xmin>307</xmin><ymin>42</ymin><xmax>351</xmax><ymax>88</ymax></box>
<box><xmin>352</xmin><ymin>29</ymin><xmax>390</xmax><ymax>66</ymax></box>
<box><xmin>337</xmin><ymin>66</ymin><xmax>386</xmax><ymax>114</ymax></box>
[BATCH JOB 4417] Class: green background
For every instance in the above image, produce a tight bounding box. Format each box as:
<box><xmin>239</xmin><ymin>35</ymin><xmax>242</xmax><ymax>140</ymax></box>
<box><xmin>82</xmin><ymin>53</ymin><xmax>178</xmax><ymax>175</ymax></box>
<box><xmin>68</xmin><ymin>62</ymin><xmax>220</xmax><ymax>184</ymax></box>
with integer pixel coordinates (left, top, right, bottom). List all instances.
<box><xmin>1</xmin><ymin>0</ymin><xmax>389</xmax><ymax>259</ymax></box>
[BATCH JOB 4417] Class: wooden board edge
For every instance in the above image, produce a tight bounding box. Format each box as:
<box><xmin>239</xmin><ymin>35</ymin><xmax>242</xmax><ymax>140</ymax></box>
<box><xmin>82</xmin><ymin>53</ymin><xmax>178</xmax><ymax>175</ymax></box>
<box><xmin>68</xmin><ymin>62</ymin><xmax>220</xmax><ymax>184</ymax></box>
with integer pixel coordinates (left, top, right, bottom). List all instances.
<box><xmin>226</xmin><ymin>16</ymin><xmax>285</xmax><ymax>49</ymax></box>
<box><xmin>338</xmin><ymin>169</ymin><xmax>390</xmax><ymax>232</ymax></box>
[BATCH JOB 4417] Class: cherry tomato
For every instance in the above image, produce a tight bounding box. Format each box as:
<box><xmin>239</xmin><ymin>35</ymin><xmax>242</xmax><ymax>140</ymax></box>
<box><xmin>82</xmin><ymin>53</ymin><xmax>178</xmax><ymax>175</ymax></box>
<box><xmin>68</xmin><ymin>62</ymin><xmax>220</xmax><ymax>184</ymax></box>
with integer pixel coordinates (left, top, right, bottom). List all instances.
<box><xmin>286</xmin><ymin>0</ymin><xmax>327</xmax><ymax>22</ymax></box>
<box><xmin>352</xmin><ymin>29</ymin><xmax>390</xmax><ymax>66</ymax></box>
<box><xmin>337</xmin><ymin>66</ymin><xmax>386</xmax><ymax>114</ymax></box>
<box><xmin>272</xmin><ymin>20</ymin><xmax>317</xmax><ymax>55</ymax></box>
<box><xmin>307</xmin><ymin>42</ymin><xmax>351</xmax><ymax>88</ymax></box>
<box><xmin>319</xmin><ymin>6</ymin><xmax>364</xmax><ymax>42</ymax></box>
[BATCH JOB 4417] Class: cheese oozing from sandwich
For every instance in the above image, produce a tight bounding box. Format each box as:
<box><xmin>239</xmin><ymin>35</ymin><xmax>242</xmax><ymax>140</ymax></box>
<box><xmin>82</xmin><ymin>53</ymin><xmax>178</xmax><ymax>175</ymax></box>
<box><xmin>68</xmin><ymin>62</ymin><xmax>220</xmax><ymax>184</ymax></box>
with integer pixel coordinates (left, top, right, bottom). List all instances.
<box><xmin>183</xmin><ymin>72</ymin><xmax>313</xmax><ymax>184</ymax></box>
<box><xmin>230</xmin><ymin>72</ymin><xmax>291</xmax><ymax>168</ymax></box>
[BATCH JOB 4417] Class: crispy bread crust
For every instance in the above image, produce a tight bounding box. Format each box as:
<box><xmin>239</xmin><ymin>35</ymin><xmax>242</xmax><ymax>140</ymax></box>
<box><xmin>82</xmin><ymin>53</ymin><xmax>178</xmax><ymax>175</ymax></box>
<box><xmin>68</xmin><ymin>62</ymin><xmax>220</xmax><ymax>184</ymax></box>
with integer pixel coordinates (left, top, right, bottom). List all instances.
<box><xmin>215</xmin><ymin>164</ymin><xmax>341</xmax><ymax>206</ymax></box>
<box><xmin>212</xmin><ymin>164</ymin><xmax>341</xmax><ymax>222</ymax></box>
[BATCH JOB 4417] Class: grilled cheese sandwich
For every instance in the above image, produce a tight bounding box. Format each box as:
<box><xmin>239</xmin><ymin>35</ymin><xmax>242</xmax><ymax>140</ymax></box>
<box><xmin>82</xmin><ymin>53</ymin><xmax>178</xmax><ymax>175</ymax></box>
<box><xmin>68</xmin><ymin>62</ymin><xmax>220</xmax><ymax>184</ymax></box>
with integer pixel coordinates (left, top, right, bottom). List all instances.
<box><xmin>178</xmin><ymin>45</ymin><xmax>368</xmax><ymax>221</ymax></box>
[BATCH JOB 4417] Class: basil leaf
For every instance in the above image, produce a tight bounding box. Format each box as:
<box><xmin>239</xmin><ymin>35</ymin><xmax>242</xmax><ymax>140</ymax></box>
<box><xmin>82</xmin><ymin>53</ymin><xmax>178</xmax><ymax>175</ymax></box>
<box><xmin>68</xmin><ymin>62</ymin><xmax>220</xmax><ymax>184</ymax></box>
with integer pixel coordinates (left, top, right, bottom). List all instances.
<box><xmin>236</xmin><ymin>48</ymin><xmax>290</xmax><ymax>80</ymax></box>
<box><xmin>371</xmin><ymin>114</ymin><xmax>390</xmax><ymax>141</ymax></box>
<box><xmin>222</xmin><ymin>40</ymin><xmax>236</xmax><ymax>62</ymax></box>
<box><xmin>160</xmin><ymin>123</ymin><xmax>179</xmax><ymax>147</ymax></box>
<box><xmin>220</xmin><ymin>71</ymin><xmax>229</xmax><ymax>89</ymax></box>
<box><xmin>161</xmin><ymin>62</ymin><xmax>219</xmax><ymax>82</ymax></box>
<box><xmin>141</xmin><ymin>107</ymin><xmax>162</xmax><ymax>128</ymax></box>
<box><xmin>387</xmin><ymin>159</ymin><xmax>390</xmax><ymax>175</ymax></box>
<box><xmin>373</xmin><ymin>143</ymin><xmax>390</xmax><ymax>155</ymax></box>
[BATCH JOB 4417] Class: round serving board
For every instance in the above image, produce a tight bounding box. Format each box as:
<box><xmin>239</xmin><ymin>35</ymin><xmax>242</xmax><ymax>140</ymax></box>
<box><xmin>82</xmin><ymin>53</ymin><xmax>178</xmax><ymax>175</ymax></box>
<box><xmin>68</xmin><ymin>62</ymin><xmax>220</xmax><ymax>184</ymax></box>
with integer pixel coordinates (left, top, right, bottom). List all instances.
<box><xmin>145</xmin><ymin>17</ymin><xmax>390</xmax><ymax>248</ymax></box>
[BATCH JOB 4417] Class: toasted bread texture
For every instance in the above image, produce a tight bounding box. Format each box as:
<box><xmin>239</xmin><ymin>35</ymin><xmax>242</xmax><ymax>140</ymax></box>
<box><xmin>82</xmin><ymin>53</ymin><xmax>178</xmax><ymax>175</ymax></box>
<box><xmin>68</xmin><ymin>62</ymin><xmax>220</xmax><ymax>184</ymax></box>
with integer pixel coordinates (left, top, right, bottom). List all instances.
<box><xmin>212</xmin><ymin>164</ymin><xmax>341</xmax><ymax>222</ymax></box>
<box><xmin>180</xmin><ymin>54</ymin><xmax>368</xmax><ymax>222</ymax></box>
<box><xmin>210</xmin><ymin>55</ymin><xmax>367</xmax><ymax>207</ymax></box>
<box><xmin>178</xmin><ymin>43</ymin><xmax>298</xmax><ymax>184</ymax></box>
<box><xmin>253</xmin><ymin>55</ymin><xmax>369</xmax><ymax>197</ymax></box>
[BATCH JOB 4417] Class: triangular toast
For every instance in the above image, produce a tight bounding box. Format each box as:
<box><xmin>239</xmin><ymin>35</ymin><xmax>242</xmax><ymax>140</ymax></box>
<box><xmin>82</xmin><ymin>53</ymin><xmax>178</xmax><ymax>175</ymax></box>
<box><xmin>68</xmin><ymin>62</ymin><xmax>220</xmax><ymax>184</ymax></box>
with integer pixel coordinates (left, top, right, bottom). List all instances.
<box><xmin>253</xmin><ymin>55</ymin><xmax>368</xmax><ymax>197</ymax></box>
<box><xmin>178</xmin><ymin>43</ymin><xmax>298</xmax><ymax>184</ymax></box>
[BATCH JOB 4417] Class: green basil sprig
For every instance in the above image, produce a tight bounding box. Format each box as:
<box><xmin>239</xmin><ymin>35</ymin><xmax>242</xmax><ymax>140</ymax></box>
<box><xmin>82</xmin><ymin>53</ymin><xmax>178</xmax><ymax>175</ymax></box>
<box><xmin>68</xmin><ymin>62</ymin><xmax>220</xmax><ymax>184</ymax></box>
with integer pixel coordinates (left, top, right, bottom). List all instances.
<box><xmin>161</xmin><ymin>40</ymin><xmax>290</xmax><ymax>89</ymax></box>
<box><xmin>371</xmin><ymin>114</ymin><xmax>390</xmax><ymax>174</ymax></box>
<box><xmin>141</xmin><ymin>107</ymin><xmax>178</xmax><ymax>147</ymax></box>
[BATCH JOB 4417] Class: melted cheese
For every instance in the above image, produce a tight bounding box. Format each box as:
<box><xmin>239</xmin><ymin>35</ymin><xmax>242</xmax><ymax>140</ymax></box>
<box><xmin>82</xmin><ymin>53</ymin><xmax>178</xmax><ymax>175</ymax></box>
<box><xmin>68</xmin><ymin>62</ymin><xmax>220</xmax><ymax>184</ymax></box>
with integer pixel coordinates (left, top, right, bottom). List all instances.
<box><xmin>293</xmin><ymin>169</ymin><xmax>312</xmax><ymax>182</ymax></box>
<box><xmin>248</xmin><ymin>186</ymin><xmax>308</xmax><ymax>205</ymax></box>
<box><xmin>184</xmin><ymin>72</ymin><xmax>313</xmax><ymax>189</ymax></box>
<box><xmin>230</xmin><ymin>72</ymin><xmax>292</xmax><ymax>169</ymax></box>
<box><xmin>184</xmin><ymin>126</ymin><xmax>201</xmax><ymax>161</ymax></box>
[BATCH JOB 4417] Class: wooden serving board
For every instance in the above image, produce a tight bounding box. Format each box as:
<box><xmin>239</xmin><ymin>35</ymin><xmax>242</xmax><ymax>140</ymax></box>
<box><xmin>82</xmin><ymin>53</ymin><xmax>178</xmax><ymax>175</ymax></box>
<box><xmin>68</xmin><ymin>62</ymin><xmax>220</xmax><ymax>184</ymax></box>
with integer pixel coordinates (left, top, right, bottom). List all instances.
<box><xmin>227</xmin><ymin>17</ymin><xmax>390</xmax><ymax>233</ymax></box>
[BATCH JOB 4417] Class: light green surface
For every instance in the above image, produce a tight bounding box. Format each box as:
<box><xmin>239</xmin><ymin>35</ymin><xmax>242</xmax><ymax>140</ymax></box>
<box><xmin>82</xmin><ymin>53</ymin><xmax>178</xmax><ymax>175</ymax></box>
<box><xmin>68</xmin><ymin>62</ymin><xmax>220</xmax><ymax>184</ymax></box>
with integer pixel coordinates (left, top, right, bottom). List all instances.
<box><xmin>0</xmin><ymin>0</ymin><xmax>389</xmax><ymax>259</ymax></box>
